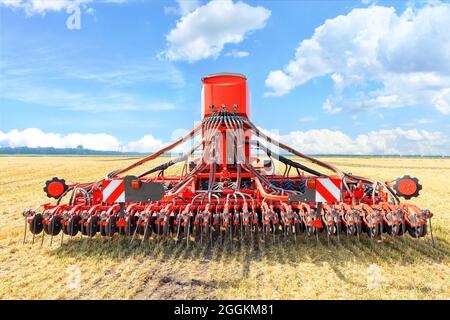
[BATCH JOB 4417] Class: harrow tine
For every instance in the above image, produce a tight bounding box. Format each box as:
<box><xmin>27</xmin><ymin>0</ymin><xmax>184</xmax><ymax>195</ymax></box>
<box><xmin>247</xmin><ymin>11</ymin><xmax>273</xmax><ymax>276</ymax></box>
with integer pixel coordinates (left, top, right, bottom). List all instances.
<box><xmin>402</xmin><ymin>220</ymin><xmax>406</xmax><ymax>247</ymax></box>
<box><xmin>326</xmin><ymin>224</ymin><xmax>330</xmax><ymax>246</ymax></box>
<box><xmin>40</xmin><ymin>229</ymin><xmax>45</xmax><ymax>247</ymax></box>
<box><xmin>129</xmin><ymin>224</ymin><xmax>139</xmax><ymax>246</ymax></box>
<box><xmin>50</xmin><ymin>220</ymin><xmax>54</xmax><ymax>247</ymax></box>
<box><xmin>60</xmin><ymin>229</ymin><xmax>64</xmax><ymax>246</ymax></box>
<box><xmin>31</xmin><ymin>216</ymin><xmax>36</xmax><ymax>244</ymax></box>
<box><xmin>429</xmin><ymin>217</ymin><xmax>435</xmax><ymax>247</ymax></box>
<box><xmin>336</xmin><ymin>222</ymin><xmax>340</xmax><ymax>243</ymax></box>
<box><xmin>23</xmin><ymin>217</ymin><xmax>27</xmax><ymax>245</ymax></box>
<box><xmin>141</xmin><ymin>221</ymin><xmax>149</xmax><ymax>246</ymax></box>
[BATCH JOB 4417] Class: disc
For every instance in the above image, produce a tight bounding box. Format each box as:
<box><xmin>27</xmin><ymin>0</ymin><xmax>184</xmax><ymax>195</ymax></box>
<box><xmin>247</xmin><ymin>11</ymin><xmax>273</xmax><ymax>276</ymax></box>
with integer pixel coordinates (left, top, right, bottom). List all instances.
<box><xmin>29</xmin><ymin>213</ymin><xmax>44</xmax><ymax>235</ymax></box>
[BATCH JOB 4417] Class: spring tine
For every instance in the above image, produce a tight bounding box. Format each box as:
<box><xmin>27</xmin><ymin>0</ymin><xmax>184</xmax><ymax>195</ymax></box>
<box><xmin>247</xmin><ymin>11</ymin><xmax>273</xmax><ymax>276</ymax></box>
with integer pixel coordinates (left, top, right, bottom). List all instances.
<box><xmin>370</xmin><ymin>226</ymin><xmax>375</xmax><ymax>248</ymax></box>
<box><xmin>429</xmin><ymin>218</ymin><xmax>435</xmax><ymax>247</ymax></box>
<box><xmin>129</xmin><ymin>223</ymin><xmax>139</xmax><ymax>245</ymax></box>
<box><xmin>60</xmin><ymin>228</ymin><xmax>64</xmax><ymax>246</ymax></box>
<box><xmin>346</xmin><ymin>224</ymin><xmax>350</xmax><ymax>245</ymax></box>
<box><xmin>31</xmin><ymin>216</ymin><xmax>36</xmax><ymax>244</ymax></box>
<box><xmin>336</xmin><ymin>221</ymin><xmax>340</xmax><ymax>243</ymax></box>
<box><xmin>79</xmin><ymin>223</ymin><xmax>83</xmax><ymax>244</ymax></box>
<box><xmin>356</xmin><ymin>223</ymin><xmax>360</xmax><ymax>242</ymax></box>
<box><xmin>50</xmin><ymin>219</ymin><xmax>54</xmax><ymax>247</ymax></box>
<box><xmin>402</xmin><ymin>220</ymin><xmax>406</xmax><ymax>247</ymax></box>
<box><xmin>141</xmin><ymin>220</ymin><xmax>148</xmax><ymax>246</ymax></box>
<box><xmin>40</xmin><ymin>229</ymin><xmax>45</xmax><ymax>247</ymax></box>
<box><xmin>326</xmin><ymin>224</ymin><xmax>330</xmax><ymax>246</ymax></box>
<box><xmin>23</xmin><ymin>217</ymin><xmax>27</xmax><ymax>245</ymax></box>
<box><xmin>186</xmin><ymin>220</ymin><xmax>190</xmax><ymax>248</ymax></box>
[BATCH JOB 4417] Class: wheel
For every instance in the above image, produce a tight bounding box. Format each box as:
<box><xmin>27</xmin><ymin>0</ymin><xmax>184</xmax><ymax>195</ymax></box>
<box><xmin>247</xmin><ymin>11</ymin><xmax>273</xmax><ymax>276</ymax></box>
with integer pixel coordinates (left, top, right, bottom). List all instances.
<box><xmin>364</xmin><ymin>224</ymin><xmax>379</xmax><ymax>237</ymax></box>
<box><xmin>384</xmin><ymin>222</ymin><xmax>399</xmax><ymax>236</ymax></box>
<box><xmin>142</xmin><ymin>217</ymin><xmax>153</xmax><ymax>239</ymax></box>
<box><xmin>29</xmin><ymin>213</ymin><xmax>44</xmax><ymax>235</ymax></box>
<box><xmin>325</xmin><ymin>222</ymin><xmax>337</xmax><ymax>236</ymax></box>
<box><xmin>80</xmin><ymin>219</ymin><xmax>88</xmax><ymax>236</ymax></box>
<box><xmin>100</xmin><ymin>218</ymin><xmax>108</xmax><ymax>236</ymax></box>
<box><xmin>105</xmin><ymin>217</ymin><xmax>117</xmax><ymax>237</ymax></box>
<box><xmin>420</xmin><ymin>224</ymin><xmax>428</xmax><ymax>237</ymax></box>
<box><xmin>63</xmin><ymin>215</ymin><xmax>81</xmax><ymax>236</ymax></box>
<box><xmin>407</xmin><ymin>224</ymin><xmax>425</xmax><ymax>238</ymax></box>
<box><xmin>86</xmin><ymin>216</ymin><xmax>98</xmax><ymax>237</ymax></box>
<box><xmin>125</xmin><ymin>216</ymin><xmax>137</xmax><ymax>236</ymax></box>
<box><xmin>45</xmin><ymin>215</ymin><xmax>62</xmax><ymax>236</ymax></box>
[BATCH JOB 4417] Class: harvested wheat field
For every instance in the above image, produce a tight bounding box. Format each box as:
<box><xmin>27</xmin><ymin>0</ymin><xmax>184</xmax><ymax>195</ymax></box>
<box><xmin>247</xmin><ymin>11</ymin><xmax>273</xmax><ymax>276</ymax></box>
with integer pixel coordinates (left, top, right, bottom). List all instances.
<box><xmin>0</xmin><ymin>156</ymin><xmax>449</xmax><ymax>300</ymax></box>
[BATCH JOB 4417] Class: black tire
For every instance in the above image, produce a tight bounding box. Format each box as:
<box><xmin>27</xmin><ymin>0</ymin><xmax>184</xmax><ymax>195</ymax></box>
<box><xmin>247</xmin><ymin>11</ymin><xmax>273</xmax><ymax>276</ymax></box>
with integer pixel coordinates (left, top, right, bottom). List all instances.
<box><xmin>420</xmin><ymin>224</ymin><xmax>428</xmax><ymax>237</ymax></box>
<box><xmin>100</xmin><ymin>219</ymin><xmax>108</xmax><ymax>236</ymax></box>
<box><xmin>105</xmin><ymin>217</ymin><xmax>117</xmax><ymax>237</ymax></box>
<box><xmin>86</xmin><ymin>216</ymin><xmax>98</xmax><ymax>237</ymax></box>
<box><xmin>29</xmin><ymin>213</ymin><xmax>44</xmax><ymax>235</ymax></box>
<box><xmin>407</xmin><ymin>224</ymin><xmax>425</xmax><ymax>238</ymax></box>
<box><xmin>45</xmin><ymin>215</ymin><xmax>62</xmax><ymax>236</ymax></box>
<box><xmin>64</xmin><ymin>215</ymin><xmax>81</xmax><ymax>236</ymax></box>
<box><xmin>142</xmin><ymin>217</ymin><xmax>153</xmax><ymax>239</ymax></box>
<box><xmin>81</xmin><ymin>219</ymin><xmax>88</xmax><ymax>236</ymax></box>
<box><xmin>125</xmin><ymin>216</ymin><xmax>137</xmax><ymax>236</ymax></box>
<box><xmin>364</xmin><ymin>224</ymin><xmax>379</xmax><ymax>237</ymax></box>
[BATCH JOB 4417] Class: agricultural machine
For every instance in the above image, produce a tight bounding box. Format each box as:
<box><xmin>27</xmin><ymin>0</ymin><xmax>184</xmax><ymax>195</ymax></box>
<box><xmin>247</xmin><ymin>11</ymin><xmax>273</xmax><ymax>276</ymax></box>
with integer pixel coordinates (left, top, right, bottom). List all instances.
<box><xmin>23</xmin><ymin>73</ymin><xmax>434</xmax><ymax>246</ymax></box>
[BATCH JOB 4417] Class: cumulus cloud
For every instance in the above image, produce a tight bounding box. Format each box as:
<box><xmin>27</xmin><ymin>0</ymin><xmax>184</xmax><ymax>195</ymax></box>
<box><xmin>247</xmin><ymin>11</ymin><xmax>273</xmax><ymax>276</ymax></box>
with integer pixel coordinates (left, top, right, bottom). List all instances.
<box><xmin>265</xmin><ymin>2</ymin><xmax>450</xmax><ymax>115</ymax></box>
<box><xmin>277</xmin><ymin>128</ymin><xmax>449</xmax><ymax>155</ymax></box>
<box><xmin>123</xmin><ymin>134</ymin><xmax>165</xmax><ymax>153</ymax></box>
<box><xmin>0</xmin><ymin>128</ymin><xmax>122</xmax><ymax>151</ymax></box>
<box><xmin>2</xmin><ymin>127</ymin><xmax>448</xmax><ymax>155</ymax></box>
<box><xmin>225</xmin><ymin>49</ymin><xmax>249</xmax><ymax>58</ymax></box>
<box><xmin>0</xmin><ymin>0</ymin><xmax>126</xmax><ymax>15</ymax></box>
<box><xmin>163</xmin><ymin>0</ymin><xmax>270</xmax><ymax>62</ymax></box>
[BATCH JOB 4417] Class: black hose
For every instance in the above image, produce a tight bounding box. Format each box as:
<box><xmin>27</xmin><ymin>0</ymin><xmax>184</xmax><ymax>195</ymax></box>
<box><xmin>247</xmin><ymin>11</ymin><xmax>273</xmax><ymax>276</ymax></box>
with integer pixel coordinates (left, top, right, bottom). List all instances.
<box><xmin>251</xmin><ymin>141</ymin><xmax>324</xmax><ymax>177</ymax></box>
<box><xmin>138</xmin><ymin>154</ymin><xmax>189</xmax><ymax>178</ymax></box>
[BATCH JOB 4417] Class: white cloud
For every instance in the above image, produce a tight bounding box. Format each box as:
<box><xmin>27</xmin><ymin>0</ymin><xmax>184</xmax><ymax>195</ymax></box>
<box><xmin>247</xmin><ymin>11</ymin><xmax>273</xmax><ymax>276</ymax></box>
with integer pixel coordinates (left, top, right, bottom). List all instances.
<box><xmin>163</xmin><ymin>0</ymin><xmax>270</xmax><ymax>62</ymax></box>
<box><xmin>177</xmin><ymin>0</ymin><xmax>201</xmax><ymax>15</ymax></box>
<box><xmin>0</xmin><ymin>0</ymin><xmax>127</xmax><ymax>15</ymax></box>
<box><xmin>277</xmin><ymin>128</ymin><xmax>449</xmax><ymax>155</ymax></box>
<box><xmin>123</xmin><ymin>134</ymin><xmax>165</xmax><ymax>153</ymax></box>
<box><xmin>225</xmin><ymin>49</ymin><xmax>249</xmax><ymax>58</ymax></box>
<box><xmin>0</xmin><ymin>128</ymin><xmax>122</xmax><ymax>151</ymax></box>
<box><xmin>2</xmin><ymin>127</ymin><xmax>448</xmax><ymax>155</ymax></box>
<box><xmin>265</xmin><ymin>3</ymin><xmax>450</xmax><ymax>115</ymax></box>
<box><xmin>298</xmin><ymin>116</ymin><xmax>317</xmax><ymax>123</ymax></box>
<box><xmin>322</xmin><ymin>98</ymin><xmax>342</xmax><ymax>114</ymax></box>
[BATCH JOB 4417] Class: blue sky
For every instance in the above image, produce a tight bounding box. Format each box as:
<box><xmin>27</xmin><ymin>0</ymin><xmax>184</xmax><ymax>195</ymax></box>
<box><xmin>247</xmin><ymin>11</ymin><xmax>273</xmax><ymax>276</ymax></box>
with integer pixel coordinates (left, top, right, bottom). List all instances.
<box><xmin>0</xmin><ymin>0</ymin><xmax>449</xmax><ymax>155</ymax></box>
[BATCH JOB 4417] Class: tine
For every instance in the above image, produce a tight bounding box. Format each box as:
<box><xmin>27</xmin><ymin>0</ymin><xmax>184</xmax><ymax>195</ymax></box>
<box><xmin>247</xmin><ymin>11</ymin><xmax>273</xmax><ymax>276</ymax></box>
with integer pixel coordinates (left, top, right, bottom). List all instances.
<box><xmin>336</xmin><ymin>221</ymin><xmax>340</xmax><ymax>243</ymax></box>
<box><xmin>31</xmin><ymin>215</ymin><xmax>37</xmax><ymax>245</ymax></box>
<box><xmin>129</xmin><ymin>224</ymin><xmax>139</xmax><ymax>245</ymax></box>
<box><xmin>326</xmin><ymin>225</ymin><xmax>330</xmax><ymax>246</ymax></box>
<box><xmin>49</xmin><ymin>217</ymin><xmax>54</xmax><ymax>246</ymax></box>
<box><xmin>186</xmin><ymin>221</ymin><xmax>190</xmax><ymax>248</ymax></box>
<box><xmin>40</xmin><ymin>229</ymin><xmax>45</xmax><ymax>247</ymax></box>
<box><xmin>23</xmin><ymin>217</ymin><xmax>27</xmax><ymax>245</ymax></box>
<box><xmin>402</xmin><ymin>221</ymin><xmax>406</xmax><ymax>247</ymax></box>
<box><xmin>141</xmin><ymin>220</ymin><xmax>148</xmax><ymax>246</ymax></box>
<box><xmin>345</xmin><ymin>224</ymin><xmax>349</xmax><ymax>245</ymax></box>
<box><xmin>429</xmin><ymin>218</ymin><xmax>435</xmax><ymax>247</ymax></box>
<box><xmin>60</xmin><ymin>228</ymin><xmax>64</xmax><ymax>246</ymax></box>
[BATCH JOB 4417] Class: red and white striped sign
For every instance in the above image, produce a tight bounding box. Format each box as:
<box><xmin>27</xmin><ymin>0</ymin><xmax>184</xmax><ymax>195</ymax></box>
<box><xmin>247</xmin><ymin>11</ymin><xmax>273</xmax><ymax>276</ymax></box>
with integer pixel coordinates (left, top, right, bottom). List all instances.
<box><xmin>102</xmin><ymin>179</ymin><xmax>125</xmax><ymax>203</ymax></box>
<box><xmin>315</xmin><ymin>178</ymin><xmax>341</xmax><ymax>203</ymax></box>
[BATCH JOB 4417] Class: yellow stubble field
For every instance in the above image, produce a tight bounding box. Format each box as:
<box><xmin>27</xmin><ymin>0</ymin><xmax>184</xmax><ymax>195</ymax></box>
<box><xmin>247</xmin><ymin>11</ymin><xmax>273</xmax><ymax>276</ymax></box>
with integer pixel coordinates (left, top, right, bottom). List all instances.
<box><xmin>0</xmin><ymin>156</ymin><xmax>449</xmax><ymax>299</ymax></box>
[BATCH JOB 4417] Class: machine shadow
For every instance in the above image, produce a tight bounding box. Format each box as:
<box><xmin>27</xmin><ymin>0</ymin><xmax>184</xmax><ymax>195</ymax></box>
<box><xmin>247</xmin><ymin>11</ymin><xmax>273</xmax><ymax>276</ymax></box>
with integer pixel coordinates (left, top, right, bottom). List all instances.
<box><xmin>47</xmin><ymin>232</ymin><xmax>449</xmax><ymax>267</ymax></box>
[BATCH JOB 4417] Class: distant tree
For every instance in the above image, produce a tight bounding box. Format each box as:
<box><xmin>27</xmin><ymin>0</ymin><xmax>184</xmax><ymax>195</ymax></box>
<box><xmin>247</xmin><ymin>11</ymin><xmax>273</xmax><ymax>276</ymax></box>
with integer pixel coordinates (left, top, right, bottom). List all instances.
<box><xmin>76</xmin><ymin>145</ymin><xmax>84</xmax><ymax>149</ymax></box>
